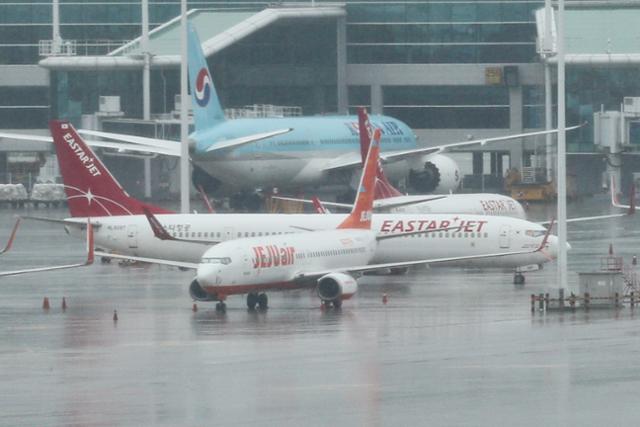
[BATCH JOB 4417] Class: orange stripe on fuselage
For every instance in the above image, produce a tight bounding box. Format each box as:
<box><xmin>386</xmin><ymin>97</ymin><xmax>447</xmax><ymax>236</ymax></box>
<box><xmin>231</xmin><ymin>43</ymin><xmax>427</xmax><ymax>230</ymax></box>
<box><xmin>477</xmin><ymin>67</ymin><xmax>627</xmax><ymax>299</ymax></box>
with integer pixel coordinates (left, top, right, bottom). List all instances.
<box><xmin>203</xmin><ymin>280</ymin><xmax>309</xmax><ymax>298</ymax></box>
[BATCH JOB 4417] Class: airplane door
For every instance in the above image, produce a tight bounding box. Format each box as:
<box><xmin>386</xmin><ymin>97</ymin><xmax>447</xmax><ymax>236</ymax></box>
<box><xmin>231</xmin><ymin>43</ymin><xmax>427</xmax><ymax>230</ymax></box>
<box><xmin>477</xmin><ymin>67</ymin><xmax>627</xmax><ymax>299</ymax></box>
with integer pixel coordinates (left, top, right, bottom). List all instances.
<box><xmin>127</xmin><ymin>225</ymin><xmax>138</xmax><ymax>248</ymax></box>
<box><xmin>499</xmin><ymin>225</ymin><xmax>510</xmax><ymax>248</ymax></box>
<box><xmin>223</xmin><ymin>227</ymin><xmax>235</xmax><ymax>241</ymax></box>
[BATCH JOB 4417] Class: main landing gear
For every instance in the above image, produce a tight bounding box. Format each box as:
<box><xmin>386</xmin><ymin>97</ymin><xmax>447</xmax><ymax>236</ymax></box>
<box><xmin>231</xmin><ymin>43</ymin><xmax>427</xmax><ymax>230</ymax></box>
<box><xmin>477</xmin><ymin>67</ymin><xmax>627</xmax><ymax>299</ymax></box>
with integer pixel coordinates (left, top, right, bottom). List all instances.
<box><xmin>246</xmin><ymin>292</ymin><xmax>268</xmax><ymax>310</ymax></box>
<box><xmin>513</xmin><ymin>273</ymin><xmax>526</xmax><ymax>285</ymax></box>
<box><xmin>215</xmin><ymin>301</ymin><xmax>226</xmax><ymax>312</ymax></box>
<box><xmin>322</xmin><ymin>299</ymin><xmax>342</xmax><ymax>310</ymax></box>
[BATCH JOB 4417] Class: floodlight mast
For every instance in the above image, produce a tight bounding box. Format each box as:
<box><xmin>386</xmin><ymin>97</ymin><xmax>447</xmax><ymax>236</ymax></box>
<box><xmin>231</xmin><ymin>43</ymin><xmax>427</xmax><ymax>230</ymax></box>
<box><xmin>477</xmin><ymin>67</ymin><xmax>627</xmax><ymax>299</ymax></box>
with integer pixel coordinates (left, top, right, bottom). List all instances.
<box><xmin>544</xmin><ymin>0</ymin><xmax>553</xmax><ymax>182</ymax></box>
<box><xmin>557</xmin><ymin>0</ymin><xmax>568</xmax><ymax>290</ymax></box>
<box><xmin>180</xmin><ymin>0</ymin><xmax>190</xmax><ymax>213</ymax></box>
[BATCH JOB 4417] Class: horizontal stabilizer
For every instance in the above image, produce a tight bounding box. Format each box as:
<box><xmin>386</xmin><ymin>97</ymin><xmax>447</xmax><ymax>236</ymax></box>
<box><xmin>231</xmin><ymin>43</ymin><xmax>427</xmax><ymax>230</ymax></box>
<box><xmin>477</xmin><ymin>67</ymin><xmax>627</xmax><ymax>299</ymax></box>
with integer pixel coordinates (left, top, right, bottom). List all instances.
<box><xmin>143</xmin><ymin>207</ymin><xmax>220</xmax><ymax>245</ymax></box>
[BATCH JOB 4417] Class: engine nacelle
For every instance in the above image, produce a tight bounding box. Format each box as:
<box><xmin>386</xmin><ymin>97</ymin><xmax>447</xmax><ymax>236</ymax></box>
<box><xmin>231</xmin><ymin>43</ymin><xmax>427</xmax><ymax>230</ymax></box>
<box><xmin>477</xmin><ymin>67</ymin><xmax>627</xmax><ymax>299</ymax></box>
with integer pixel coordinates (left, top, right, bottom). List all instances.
<box><xmin>407</xmin><ymin>153</ymin><xmax>460</xmax><ymax>194</ymax></box>
<box><xmin>189</xmin><ymin>278</ymin><xmax>219</xmax><ymax>302</ymax></box>
<box><xmin>316</xmin><ymin>272</ymin><xmax>358</xmax><ymax>302</ymax></box>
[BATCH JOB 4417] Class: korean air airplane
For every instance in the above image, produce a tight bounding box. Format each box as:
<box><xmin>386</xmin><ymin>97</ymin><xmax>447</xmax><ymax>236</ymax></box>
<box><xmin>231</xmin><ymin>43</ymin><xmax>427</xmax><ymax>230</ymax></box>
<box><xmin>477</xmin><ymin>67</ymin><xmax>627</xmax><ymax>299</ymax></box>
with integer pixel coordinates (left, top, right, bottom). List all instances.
<box><xmin>64</xmin><ymin>22</ymin><xmax>578</xmax><ymax>196</ymax></box>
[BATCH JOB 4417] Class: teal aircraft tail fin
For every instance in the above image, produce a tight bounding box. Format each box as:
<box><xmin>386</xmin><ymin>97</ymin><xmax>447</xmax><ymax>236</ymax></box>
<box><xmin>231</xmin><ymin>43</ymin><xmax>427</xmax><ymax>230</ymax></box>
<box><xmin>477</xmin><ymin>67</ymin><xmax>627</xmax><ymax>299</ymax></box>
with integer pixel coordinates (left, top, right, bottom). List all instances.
<box><xmin>187</xmin><ymin>22</ymin><xmax>225</xmax><ymax>132</ymax></box>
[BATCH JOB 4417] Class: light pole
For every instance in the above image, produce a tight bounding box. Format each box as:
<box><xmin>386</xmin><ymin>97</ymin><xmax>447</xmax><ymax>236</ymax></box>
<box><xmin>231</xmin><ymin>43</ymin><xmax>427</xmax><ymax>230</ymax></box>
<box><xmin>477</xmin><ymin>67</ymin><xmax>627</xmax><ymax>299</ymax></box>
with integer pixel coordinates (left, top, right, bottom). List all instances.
<box><xmin>180</xmin><ymin>0</ymin><xmax>190</xmax><ymax>213</ymax></box>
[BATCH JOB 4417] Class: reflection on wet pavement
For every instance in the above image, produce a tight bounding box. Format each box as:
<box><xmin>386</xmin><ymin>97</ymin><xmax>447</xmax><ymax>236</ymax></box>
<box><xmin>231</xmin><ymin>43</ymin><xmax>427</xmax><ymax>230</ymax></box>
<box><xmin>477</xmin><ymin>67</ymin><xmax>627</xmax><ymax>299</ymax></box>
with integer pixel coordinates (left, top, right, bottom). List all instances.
<box><xmin>0</xmin><ymin>201</ymin><xmax>639</xmax><ymax>426</ymax></box>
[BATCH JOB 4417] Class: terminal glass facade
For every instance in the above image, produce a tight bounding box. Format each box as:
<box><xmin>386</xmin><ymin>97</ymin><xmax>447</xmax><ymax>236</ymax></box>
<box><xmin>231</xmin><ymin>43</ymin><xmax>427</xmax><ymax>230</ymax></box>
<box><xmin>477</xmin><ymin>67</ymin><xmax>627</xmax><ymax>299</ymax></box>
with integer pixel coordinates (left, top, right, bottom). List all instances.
<box><xmin>346</xmin><ymin>1</ymin><xmax>540</xmax><ymax>64</ymax></box>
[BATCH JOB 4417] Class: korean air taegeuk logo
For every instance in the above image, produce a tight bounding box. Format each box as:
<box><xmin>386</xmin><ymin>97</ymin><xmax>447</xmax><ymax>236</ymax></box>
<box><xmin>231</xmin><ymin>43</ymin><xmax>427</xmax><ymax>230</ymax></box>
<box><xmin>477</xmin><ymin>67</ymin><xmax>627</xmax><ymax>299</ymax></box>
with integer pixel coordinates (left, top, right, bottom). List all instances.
<box><xmin>195</xmin><ymin>68</ymin><xmax>211</xmax><ymax>107</ymax></box>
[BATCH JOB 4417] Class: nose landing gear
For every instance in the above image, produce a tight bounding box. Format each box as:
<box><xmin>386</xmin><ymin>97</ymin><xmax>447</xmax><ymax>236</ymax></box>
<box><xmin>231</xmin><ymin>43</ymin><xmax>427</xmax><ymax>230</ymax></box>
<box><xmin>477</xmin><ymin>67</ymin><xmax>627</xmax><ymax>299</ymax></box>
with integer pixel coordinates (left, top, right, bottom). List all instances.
<box><xmin>513</xmin><ymin>273</ymin><xmax>526</xmax><ymax>285</ymax></box>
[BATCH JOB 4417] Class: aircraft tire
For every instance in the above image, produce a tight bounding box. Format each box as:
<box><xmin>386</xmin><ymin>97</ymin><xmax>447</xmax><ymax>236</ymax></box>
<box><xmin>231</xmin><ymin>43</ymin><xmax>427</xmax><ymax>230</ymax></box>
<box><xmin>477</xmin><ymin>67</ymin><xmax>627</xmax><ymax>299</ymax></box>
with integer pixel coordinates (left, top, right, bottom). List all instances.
<box><xmin>257</xmin><ymin>293</ymin><xmax>268</xmax><ymax>310</ymax></box>
<box><xmin>215</xmin><ymin>302</ymin><xmax>226</xmax><ymax>312</ymax></box>
<box><xmin>332</xmin><ymin>299</ymin><xmax>342</xmax><ymax>309</ymax></box>
<box><xmin>513</xmin><ymin>274</ymin><xmax>525</xmax><ymax>285</ymax></box>
<box><xmin>247</xmin><ymin>293</ymin><xmax>258</xmax><ymax>310</ymax></box>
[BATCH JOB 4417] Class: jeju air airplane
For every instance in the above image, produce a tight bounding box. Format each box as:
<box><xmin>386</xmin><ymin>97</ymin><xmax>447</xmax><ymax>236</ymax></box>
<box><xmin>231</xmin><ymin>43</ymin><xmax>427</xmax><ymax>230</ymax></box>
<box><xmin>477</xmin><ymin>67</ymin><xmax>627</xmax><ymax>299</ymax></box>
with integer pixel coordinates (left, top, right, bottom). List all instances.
<box><xmin>275</xmin><ymin>108</ymin><xmax>527</xmax><ymax>219</ymax></box>
<box><xmin>92</xmin><ymin>129</ymin><xmax>554</xmax><ymax>311</ymax></box>
<box><xmin>2</xmin><ymin>120</ymin><xmax>562</xmax><ymax>288</ymax></box>
<box><xmin>0</xmin><ymin>23</ymin><xmax>582</xmax><ymax>197</ymax></box>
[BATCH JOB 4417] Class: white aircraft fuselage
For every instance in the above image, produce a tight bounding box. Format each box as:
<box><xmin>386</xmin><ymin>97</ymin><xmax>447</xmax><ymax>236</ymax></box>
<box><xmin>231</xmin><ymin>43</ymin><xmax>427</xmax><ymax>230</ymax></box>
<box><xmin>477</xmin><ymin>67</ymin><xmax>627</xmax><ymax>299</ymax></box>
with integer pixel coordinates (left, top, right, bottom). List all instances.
<box><xmin>69</xmin><ymin>213</ymin><xmax>557</xmax><ymax>270</ymax></box>
<box><xmin>197</xmin><ymin>229</ymin><xmax>376</xmax><ymax>296</ymax></box>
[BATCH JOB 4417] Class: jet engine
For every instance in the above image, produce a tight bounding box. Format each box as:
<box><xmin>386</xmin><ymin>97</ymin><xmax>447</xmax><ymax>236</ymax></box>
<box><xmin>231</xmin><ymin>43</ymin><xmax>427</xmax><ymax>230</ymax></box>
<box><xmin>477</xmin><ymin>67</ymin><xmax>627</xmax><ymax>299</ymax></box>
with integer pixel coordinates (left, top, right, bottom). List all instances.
<box><xmin>316</xmin><ymin>272</ymin><xmax>358</xmax><ymax>303</ymax></box>
<box><xmin>407</xmin><ymin>153</ymin><xmax>460</xmax><ymax>194</ymax></box>
<box><xmin>189</xmin><ymin>278</ymin><xmax>218</xmax><ymax>302</ymax></box>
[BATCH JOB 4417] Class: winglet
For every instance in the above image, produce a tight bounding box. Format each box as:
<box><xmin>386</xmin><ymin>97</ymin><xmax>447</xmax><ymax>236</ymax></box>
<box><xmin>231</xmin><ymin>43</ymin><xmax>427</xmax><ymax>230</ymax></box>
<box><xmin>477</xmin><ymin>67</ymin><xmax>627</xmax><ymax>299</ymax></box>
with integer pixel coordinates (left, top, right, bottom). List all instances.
<box><xmin>142</xmin><ymin>207</ymin><xmax>175</xmax><ymax>240</ymax></box>
<box><xmin>311</xmin><ymin>196</ymin><xmax>329</xmax><ymax>214</ymax></box>
<box><xmin>337</xmin><ymin>129</ymin><xmax>381</xmax><ymax>230</ymax></box>
<box><xmin>0</xmin><ymin>217</ymin><xmax>21</xmax><ymax>255</ymax></box>
<box><xmin>538</xmin><ymin>218</ymin><xmax>555</xmax><ymax>252</ymax></box>
<box><xmin>86</xmin><ymin>221</ymin><xmax>95</xmax><ymax>265</ymax></box>
<box><xmin>198</xmin><ymin>184</ymin><xmax>215</xmax><ymax>213</ymax></box>
<box><xmin>610</xmin><ymin>175</ymin><xmax>621</xmax><ymax>207</ymax></box>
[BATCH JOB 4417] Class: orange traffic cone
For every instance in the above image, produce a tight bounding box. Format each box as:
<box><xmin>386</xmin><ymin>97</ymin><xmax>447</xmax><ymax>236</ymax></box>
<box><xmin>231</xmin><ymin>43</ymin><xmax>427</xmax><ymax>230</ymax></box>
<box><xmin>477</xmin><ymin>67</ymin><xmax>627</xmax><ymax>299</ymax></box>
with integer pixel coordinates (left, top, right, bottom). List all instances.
<box><xmin>192</xmin><ymin>303</ymin><xmax>198</xmax><ymax>312</ymax></box>
<box><xmin>42</xmin><ymin>297</ymin><xmax>50</xmax><ymax>310</ymax></box>
<box><xmin>382</xmin><ymin>293</ymin><xmax>389</xmax><ymax>305</ymax></box>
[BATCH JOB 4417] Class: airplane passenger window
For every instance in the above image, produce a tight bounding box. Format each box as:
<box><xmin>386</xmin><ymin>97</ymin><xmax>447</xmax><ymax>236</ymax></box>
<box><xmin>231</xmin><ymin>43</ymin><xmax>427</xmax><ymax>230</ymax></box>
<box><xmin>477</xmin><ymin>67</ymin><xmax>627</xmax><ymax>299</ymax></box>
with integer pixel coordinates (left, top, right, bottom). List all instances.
<box><xmin>217</xmin><ymin>232</ymin><xmax>221</xmax><ymax>238</ymax></box>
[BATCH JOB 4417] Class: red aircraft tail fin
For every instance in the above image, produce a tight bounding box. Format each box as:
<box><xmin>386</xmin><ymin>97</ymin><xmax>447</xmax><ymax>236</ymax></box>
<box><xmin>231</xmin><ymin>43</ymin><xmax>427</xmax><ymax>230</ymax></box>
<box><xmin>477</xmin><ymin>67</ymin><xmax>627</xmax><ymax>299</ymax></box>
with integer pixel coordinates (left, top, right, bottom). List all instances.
<box><xmin>338</xmin><ymin>129</ymin><xmax>381</xmax><ymax>230</ymax></box>
<box><xmin>49</xmin><ymin>120</ymin><xmax>173</xmax><ymax>217</ymax></box>
<box><xmin>357</xmin><ymin>107</ymin><xmax>404</xmax><ymax>199</ymax></box>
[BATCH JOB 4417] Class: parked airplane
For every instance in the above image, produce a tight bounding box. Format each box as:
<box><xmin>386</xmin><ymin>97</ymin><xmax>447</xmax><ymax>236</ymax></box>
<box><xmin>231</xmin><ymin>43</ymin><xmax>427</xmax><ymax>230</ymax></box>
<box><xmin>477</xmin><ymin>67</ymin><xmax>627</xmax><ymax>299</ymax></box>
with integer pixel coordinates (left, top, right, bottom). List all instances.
<box><xmin>95</xmin><ymin>129</ymin><xmax>553</xmax><ymax>311</ymax></box>
<box><xmin>0</xmin><ymin>22</ymin><xmax>581</xmax><ymax>199</ymax></box>
<box><xmin>275</xmin><ymin>108</ymin><xmax>527</xmax><ymax>219</ymax></box>
<box><xmin>14</xmin><ymin>120</ymin><xmax>557</xmax><ymax>289</ymax></box>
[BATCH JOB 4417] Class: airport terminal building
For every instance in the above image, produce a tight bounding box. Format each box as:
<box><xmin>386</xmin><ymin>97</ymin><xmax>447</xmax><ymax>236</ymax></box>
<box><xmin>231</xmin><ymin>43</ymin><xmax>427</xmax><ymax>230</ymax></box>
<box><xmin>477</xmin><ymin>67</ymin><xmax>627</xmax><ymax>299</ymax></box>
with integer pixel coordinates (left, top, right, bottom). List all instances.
<box><xmin>1</xmin><ymin>0</ymin><xmax>639</xmax><ymax>196</ymax></box>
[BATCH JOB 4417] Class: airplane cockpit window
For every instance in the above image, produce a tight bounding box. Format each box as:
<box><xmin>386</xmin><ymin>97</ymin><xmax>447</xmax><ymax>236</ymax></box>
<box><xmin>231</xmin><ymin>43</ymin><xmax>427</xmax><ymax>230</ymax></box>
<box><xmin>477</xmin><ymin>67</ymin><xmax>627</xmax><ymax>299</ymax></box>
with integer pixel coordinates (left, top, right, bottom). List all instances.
<box><xmin>202</xmin><ymin>257</ymin><xmax>232</xmax><ymax>265</ymax></box>
<box><xmin>525</xmin><ymin>230</ymin><xmax>546</xmax><ymax>237</ymax></box>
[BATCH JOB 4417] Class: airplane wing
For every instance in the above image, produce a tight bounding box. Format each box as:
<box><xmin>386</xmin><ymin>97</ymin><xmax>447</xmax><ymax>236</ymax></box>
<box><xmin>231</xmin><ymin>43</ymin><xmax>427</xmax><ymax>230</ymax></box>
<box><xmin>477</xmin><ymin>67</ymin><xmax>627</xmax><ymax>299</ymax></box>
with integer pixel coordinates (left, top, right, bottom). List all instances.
<box><xmin>0</xmin><ymin>131</ymin><xmax>52</xmax><ymax>143</ymax></box>
<box><xmin>297</xmin><ymin>246</ymin><xmax>545</xmax><ymax>280</ymax></box>
<box><xmin>79</xmin><ymin>128</ymin><xmax>293</xmax><ymax>156</ymax></box>
<box><xmin>94</xmin><ymin>250</ymin><xmax>198</xmax><ymax>270</ymax></box>
<box><xmin>0</xmin><ymin>218</ymin><xmax>21</xmax><ymax>255</ymax></box>
<box><xmin>0</xmin><ymin>131</ymin><xmax>178</xmax><ymax>156</ymax></box>
<box><xmin>272</xmin><ymin>194</ymin><xmax>447</xmax><ymax>212</ymax></box>
<box><xmin>204</xmin><ymin>128</ymin><xmax>293</xmax><ymax>153</ymax></box>
<box><xmin>610</xmin><ymin>175</ymin><xmax>636</xmax><ymax>211</ymax></box>
<box><xmin>272</xmin><ymin>196</ymin><xmax>353</xmax><ymax>211</ymax></box>
<box><xmin>322</xmin><ymin>125</ymin><xmax>583</xmax><ymax>173</ymax></box>
<box><xmin>538</xmin><ymin>213</ymin><xmax>633</xmax><ymax>226</ymax></box>
<box><xmin>0</xmin><ymin>222</ymin><xmax>95</xmax><ymax>277</ymax></box>
<box><xmin>297</xmin><ymin>224</ymin><xmax>554</xmax><ymax>279</ymax></box>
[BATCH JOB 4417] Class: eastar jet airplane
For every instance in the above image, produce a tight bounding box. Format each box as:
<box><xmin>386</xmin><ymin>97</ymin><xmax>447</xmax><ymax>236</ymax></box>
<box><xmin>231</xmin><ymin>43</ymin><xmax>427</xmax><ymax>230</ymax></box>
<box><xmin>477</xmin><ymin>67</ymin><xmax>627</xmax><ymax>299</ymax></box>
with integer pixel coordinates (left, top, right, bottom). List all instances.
<box><xmin>275</xmin><ymin>108</ymin><xmax>528</xmax><ymax>219</ymax></box>
<box><xmin>93</xmin><ymin>129</ymin><xmax>555</xmax><ymax>311</ymax></box>
<box><xmin>2</xmin><ymin>120</ymin><xmax>562</xmax><ymax>289</ymax></box>
<box><xmin>0</xmin><ymin>23</ymin><xmax>582</xmax><ymax>196</ymax></box>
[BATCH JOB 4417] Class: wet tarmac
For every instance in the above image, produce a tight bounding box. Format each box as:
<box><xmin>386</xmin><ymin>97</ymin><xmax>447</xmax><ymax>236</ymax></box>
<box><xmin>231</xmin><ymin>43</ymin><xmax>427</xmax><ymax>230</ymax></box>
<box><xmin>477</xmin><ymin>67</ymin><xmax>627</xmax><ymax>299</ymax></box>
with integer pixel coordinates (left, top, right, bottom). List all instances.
<box><xmin>1</xmin><ymin>198</ymin><xmax>639</xmax><ymax>426</ymax></box>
